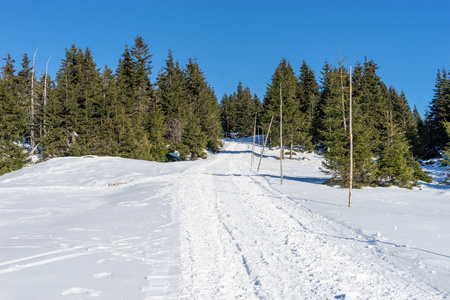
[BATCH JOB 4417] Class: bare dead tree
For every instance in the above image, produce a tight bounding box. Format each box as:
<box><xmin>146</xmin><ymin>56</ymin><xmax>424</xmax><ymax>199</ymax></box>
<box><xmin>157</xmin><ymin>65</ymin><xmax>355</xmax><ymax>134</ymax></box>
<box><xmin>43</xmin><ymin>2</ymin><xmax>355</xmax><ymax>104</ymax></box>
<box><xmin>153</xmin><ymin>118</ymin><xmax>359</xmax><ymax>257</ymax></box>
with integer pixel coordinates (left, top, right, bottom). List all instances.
<box><xmin>257</xmin><ymin>115</ymin><xmax>274</xmax><ymax>172</ymax></box>
<box><xmin>349</xmin><ymin>66</ymin><xmax>353</xmax><ymax>208</ymax></box>
<box><xmin>251</xmin><ymin>112</ymin><xmax>257</xmax><ymax>166</ymax></box>
<box><xmin>41</xmin><ymin>56</ymin><xmax>51</xmax><ymax>137</ymax></box>
<box><xmin>336</xmin><ymin>47</ymin><xmax>348</xmax><ymax>132</ymax></box>
<box><xmin>280</xmin><ymin>82</ymin><xmax>283</xmax><ymax>184</ymax></box>
<box><xmin>30</xmin><ymin>46</ymin><xmax>39</xmax><ymax>155</ymax></box>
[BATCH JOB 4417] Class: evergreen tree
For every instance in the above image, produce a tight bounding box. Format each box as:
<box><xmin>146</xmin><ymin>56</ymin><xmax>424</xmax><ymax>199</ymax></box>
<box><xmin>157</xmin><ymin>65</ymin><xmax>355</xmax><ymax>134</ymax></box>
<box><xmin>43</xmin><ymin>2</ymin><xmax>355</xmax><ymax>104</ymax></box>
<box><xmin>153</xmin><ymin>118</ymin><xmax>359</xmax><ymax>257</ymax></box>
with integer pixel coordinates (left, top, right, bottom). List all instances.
<box><xmin>321</xmin><ymin>63</ymin><xmax>376</xmax><ymax>187</ymax></box>
<box><xmin>262</xmin><ymin>59</ymin><xmax>311</xmax><ymax>155</ymax></box>
<box><xmin>428</xmin><ymin>68</ymin><xmax>450</xmax><ymax>152</ymax></box>
<box><xmin>156</xmin><ymin>50</ymin><xmax>187</xmax><ymax>151</ymax></box>
<box><xmin>0</xmin><ymin>55</ymin><xmax>29</xmax><ymax>175</ymax></box>
<box><xmin>131</xmin><ymin>35</ymin><xmax>152</xmax><ymax>110</ymax></box>
<box><xmin>220</xmin><ymin>81</ymin><xmax>261</xmax><ymax>138</ymax></box>
<box><xmin>387</xmin><ymin>88</ymin><xmax>420</xmax><ymax>156</ymax></box>
<box><xmin>77</xmin><ymin>47</ymin><xmax>103</xmax><ymax>154</ymax></box>
<box><xmin>298</xmin><ymin>60</ymin><xmax>320</xmax><ymax>144</ymax></box>
<box><xmin>42</xmin><ymin>45</ymin><xmax>84</xmax><ymax>156</ymax></box>
<box><xmin>412</xmin><ymin>105</ymin><xmax>428</xmax><ymax>158</ymax></box>
<box><xmin>185</xmin><ymin>57</ymin><xmax>222</xmax><ymax>155</ymax></box>
<box><xmin>94</xmin><ymin>65</ymin><xmax>116</xmax><ymax>155</ymax></box>
<box><xmin>115</xmin><ymin>39</ymin><xmax>160</xmax><ymax>160</ymax></box>
<box><xmin>220</xmin><ymin>93</ymin><xmax>236</xmax><ymax>136</ymax></box>
<box><xmin>358</xmin><ymin>58</ymin><xmax>390</xmax><ymax>153</ymax></box>
<box><xmin>376</xmin><ymin>111</ymin><xmax>416</xmax><ymax>188</ymax></box>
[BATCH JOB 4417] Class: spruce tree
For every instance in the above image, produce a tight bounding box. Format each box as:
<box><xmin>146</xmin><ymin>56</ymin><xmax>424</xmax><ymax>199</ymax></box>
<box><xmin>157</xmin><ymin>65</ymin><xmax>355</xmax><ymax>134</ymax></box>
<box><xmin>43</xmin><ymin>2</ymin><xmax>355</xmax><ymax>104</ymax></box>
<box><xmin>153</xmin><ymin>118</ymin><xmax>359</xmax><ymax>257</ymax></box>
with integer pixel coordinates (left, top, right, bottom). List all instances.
<box><xmin>388</xmin><ymin>88</ymin><xmax>420</xmax><ymax>156</ymax></box>
<box><xmin>412</xmin><ymin>105</ymin><xmax>428</xmax><ymax>158</ymax></box>
<box><xmin>376</xmin><ymin>110</ymin><xmax>416</xmax><ymax>188</ymax></box>
<box><xmin>298</xmin><ymin>60</ymin><xmax>320</xmax><ymax>144</ymax></box>
<box><xmin>262</xmin><ymin>59</ymin><xmax>311</xmax><ymax>155</ymax></box>
<box><xmin>321</xmin><ymin>63</ymin><xmax>376</xmax><ymax>187</ymax></box>
<box><xmin>185</xmin><ymin>57</ymin><xmax>222</xmax><ymax>155</ymax></box>
<box><xmin>220</xmin><ymin>93</ymin><xmax>236</xmax><ymax>136</ymax></box>
<box><xmin>359</xmin><ymin>59</ymin><xmax>390</xmax><ymax>153</ymax></box>
<box><xmin>222</xmin><ymin>81</ymin><xmax>261</xmax><ymax>138</ymax></box>
<box><xmin>155</xmin><ymin>50</ymin><xmax>187</xmax><ymax>152</ymax></box>
<box><xmin>0</xmin><ymin>55</ymin><xmax>29</xmax><ymax>175</ymax></box>
<box><xmin>428</xmin><ymin>68</ymin><xmax>450</xmax><ymax>153</ymax></box>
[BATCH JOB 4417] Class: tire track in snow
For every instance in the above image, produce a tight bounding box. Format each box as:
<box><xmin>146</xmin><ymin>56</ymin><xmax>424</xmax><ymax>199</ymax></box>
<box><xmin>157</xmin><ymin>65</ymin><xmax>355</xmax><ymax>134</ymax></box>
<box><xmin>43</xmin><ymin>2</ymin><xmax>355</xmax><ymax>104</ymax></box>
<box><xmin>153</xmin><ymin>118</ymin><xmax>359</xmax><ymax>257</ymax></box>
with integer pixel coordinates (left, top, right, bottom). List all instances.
<box><xmin>177</xmin><ymin>140</ymin><xmax>442</xmax><ymax>299</ymax></box>
<box><xmin>176</xmin><ymin>142</ymin><xmax>259</xmax><ymax>299</ymax></box>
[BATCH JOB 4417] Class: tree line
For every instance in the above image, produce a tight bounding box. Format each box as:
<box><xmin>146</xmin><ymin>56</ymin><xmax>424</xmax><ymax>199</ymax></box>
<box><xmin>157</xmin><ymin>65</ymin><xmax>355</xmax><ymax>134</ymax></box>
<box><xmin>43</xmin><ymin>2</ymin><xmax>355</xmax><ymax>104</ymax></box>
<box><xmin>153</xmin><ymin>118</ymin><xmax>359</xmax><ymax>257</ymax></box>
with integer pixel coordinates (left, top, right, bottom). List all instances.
<box><xmin>221</xmin><ymin>59</ymin><xmax>448</xmax><ymax>188</ymax></box>
<box><xmin>0</xmin><ymin>36</ymin><xmax>222</xmax><ymax>175</ymax></box>
<box><xmin>1</xmin><ymin>36</ymin><xmax>449</xmax><ymax>189</ymax></box>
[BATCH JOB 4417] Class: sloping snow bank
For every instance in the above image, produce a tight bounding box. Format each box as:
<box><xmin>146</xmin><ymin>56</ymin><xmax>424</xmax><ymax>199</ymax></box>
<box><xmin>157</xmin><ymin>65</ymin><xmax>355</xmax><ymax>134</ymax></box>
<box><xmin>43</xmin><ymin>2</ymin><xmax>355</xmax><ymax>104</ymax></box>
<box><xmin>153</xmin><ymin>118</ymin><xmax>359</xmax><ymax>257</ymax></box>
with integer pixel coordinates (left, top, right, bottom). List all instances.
<box><xmin>0</xmin><ymin>156</ymin><xmax>186</xmax><ymax>299</ymax></box>
<box><xmin>253</xmin><ymin>141</ymin><xmax>450</xmax><ymax>297</ymax></box>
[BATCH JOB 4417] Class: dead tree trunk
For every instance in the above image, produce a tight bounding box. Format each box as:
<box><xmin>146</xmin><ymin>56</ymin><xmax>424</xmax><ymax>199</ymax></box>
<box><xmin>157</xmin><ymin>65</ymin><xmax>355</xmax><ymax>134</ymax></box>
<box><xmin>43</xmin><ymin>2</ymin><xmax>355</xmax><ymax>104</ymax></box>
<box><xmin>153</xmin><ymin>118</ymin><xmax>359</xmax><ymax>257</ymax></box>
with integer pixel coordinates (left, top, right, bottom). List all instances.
<box><xmin>349</xmin><ymin>66</ymin><xmax>353</xmax><ymax>208</ymax></box>
<box><xmin>257</xmin><ymin>115</ymin><xmax>274</xmax><ymax>172</ymax></box>
<box><xmin>280</xmin><ymin>82</ymin><xmax>283</xmax><ymax>184</ymax></box>
<box><xmin>336</xmin><ymin>47</ymin><xmax>348</xmax><ymax>132</ymax></box>
<box><xmin>251</xmin><ymin>112</ymin><xmax>257</xmax><ymax>166</ymax></box>
<box><xmin>30</xmin><ymin>46</ymin><xmax>39</xmax><ymax>154</ymax></box>
<box><xmin>42</xmin><ymin>56</ymin><xmax>51</xmax><ymax>137</ymax></box>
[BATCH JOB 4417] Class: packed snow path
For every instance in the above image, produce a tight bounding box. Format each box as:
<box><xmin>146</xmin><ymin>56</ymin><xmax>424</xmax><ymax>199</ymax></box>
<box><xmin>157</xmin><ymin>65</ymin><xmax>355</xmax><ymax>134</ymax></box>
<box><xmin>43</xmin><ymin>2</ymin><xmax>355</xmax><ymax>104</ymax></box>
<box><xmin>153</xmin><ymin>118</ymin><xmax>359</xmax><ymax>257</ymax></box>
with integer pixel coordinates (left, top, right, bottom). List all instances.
<box><xmin>175</xmin><ymin>140</ymin><xmax>443</xmax><ymax>299</ymax></box>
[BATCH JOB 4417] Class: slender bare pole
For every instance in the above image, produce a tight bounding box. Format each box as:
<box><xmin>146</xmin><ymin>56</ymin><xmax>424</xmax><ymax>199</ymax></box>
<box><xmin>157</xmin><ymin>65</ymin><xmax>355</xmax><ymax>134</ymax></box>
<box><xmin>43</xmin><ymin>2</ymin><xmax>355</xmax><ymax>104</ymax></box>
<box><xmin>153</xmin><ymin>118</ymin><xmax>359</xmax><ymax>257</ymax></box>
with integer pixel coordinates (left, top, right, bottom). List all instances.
<box><xmin>42</xmin><ymin>56</ymin><xmax>51</xmax><ymax>137</ymax></box>
<box><xmin>30</xmin><ymin>45</ymin><xmax>39</xmax><ymax>154</ymax></box>
<box><xmin>280</xmin><ymin>82</ymin><xmax>283</xmax><ymax>184</ymax></box>
<box><xmin>257</xmin><ymin>115</ymin><xmax>274</xmax><ymax>172</ymax></box>
<box><xmin>349</xmin><ymin>66</ymin><xmax>353</xmax><ymax>208</ymax></box>
<box><xmin>251</xmin><ymin>112</ymin><xmax>257</xmax><ymax>166</ymax></box>
<box><xmin>336</xmin><ymin>47</ymin><xmax>348</xmax><ymax>132</ymax></box>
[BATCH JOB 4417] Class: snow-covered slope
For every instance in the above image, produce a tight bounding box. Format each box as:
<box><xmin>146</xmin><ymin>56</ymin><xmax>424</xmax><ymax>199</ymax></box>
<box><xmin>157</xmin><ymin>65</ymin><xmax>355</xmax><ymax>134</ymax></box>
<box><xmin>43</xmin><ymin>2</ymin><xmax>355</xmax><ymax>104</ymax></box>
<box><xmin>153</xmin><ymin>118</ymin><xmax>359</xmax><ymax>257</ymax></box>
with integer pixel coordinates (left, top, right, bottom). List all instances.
<box><xmin>0</xmin><ymin>139</ymin><xmax>448</xmax><ymax>299</ymax></box>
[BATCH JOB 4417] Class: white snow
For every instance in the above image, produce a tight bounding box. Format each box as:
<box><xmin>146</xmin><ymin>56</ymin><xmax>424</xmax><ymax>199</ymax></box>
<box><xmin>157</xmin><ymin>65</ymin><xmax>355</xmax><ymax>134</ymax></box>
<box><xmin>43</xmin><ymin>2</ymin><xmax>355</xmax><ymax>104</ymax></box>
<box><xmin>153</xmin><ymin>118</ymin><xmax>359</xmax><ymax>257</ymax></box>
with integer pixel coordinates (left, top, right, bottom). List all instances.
<box><xmin>0</xmin><ymin>138</ymin><xmax>448</xmax><ymax>299</ymax></box>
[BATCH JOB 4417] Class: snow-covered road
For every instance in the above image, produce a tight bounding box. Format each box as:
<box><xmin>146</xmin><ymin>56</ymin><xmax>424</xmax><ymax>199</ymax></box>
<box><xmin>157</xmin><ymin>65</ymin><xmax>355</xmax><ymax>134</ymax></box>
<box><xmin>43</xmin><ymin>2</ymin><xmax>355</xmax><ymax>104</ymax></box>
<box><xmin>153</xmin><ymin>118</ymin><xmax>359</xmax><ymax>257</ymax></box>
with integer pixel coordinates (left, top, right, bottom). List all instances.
<box><xmin>175</xmin><ymin>140</ymin><xmax>443</xmax><ymax>299</ymax></box>
<box><xmin>0</xmin><ymin>139</ymin><xmax>447</xmax><ymax>299</ymax></box>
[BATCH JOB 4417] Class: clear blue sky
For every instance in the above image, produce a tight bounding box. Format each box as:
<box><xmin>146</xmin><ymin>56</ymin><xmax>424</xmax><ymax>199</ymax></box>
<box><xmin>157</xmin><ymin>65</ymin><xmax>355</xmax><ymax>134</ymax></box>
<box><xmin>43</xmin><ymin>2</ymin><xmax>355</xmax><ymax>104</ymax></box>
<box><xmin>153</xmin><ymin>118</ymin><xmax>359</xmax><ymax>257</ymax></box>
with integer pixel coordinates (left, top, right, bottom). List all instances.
<box><xmin>1</xmin><ymin>0</ymin><xmax>449</xmax><ymax>116</ymax></box>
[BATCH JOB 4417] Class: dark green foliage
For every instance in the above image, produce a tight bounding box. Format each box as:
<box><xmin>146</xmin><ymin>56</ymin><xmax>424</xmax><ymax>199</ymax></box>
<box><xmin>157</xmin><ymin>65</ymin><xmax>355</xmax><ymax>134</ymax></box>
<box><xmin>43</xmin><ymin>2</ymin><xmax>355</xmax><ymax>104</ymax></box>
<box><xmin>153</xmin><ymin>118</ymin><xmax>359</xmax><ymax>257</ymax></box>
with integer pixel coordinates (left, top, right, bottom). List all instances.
<box><xmin>321</xmin><ymin>64</ymin><xmax>375</xmax><ymax>187</ymax></box>
<box><xmin>156</xmin><ymin>50</ymin><xmax>187</xmax><ymax>150</ymax></box>
<box><xmin>376</xmin><ymin>111</ymin><xmax>416</xmax><ymax>188</ymax></box>
<box><xmin>428</xmin><ymin>68</ymin><xmax>450</xmax><ymax>152</ymax></box>
<box><xmin>319</xmin><ymin>59</ymin><xmax>429</xmax><ymax>189</ymax></box>
<box><xmin>298</xmin><ymin>60</ymin><xmax>321</xmax><ymax>144</ymax></box>
<box><xmin>0</xmin><ymin>55</ymin><xmax>29</xmax><ymax>175</ymax></box>
<box><xmin>387</xmin><ymin>88</ymin><xmax>420</xmax><ymax>155</ymax></box>
<box><xmin>412</xmin><ymin>105</ymin><xmax>429</xmax><ymax>158</ymax></box>
<box><xmin>185</xmin><ymin>58</ymin><xmax>222</xmax><ymax>153</ymax></box>
<box><xmin>0</xmin><ymin>39</ymin><xmax>439</xmax><ymax>185</ymax></box>
<box><xmin>0</xmin><ymin>36</ymin><xmax>225</xmax><ymax>173</ymax></box>
<box><xmin>220</xmin><ymin>81</ymin><xmax>261</xmax><ymax>138</ymax></box>
<box><xmin>262</xmin><ymin>59</ymin><xmax>311</xmax><ymax>154</ymax></box>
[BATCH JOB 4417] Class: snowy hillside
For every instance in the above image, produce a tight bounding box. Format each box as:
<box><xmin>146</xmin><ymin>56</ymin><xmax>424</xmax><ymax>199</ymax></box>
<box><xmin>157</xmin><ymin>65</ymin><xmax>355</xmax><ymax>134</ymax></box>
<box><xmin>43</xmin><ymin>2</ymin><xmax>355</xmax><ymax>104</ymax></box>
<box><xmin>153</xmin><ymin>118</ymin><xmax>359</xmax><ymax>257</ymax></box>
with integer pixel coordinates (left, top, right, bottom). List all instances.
<box><xmin>0</xmin><ymin>139</ymin><xmax>448</xmax><ymax>299</ymax></box>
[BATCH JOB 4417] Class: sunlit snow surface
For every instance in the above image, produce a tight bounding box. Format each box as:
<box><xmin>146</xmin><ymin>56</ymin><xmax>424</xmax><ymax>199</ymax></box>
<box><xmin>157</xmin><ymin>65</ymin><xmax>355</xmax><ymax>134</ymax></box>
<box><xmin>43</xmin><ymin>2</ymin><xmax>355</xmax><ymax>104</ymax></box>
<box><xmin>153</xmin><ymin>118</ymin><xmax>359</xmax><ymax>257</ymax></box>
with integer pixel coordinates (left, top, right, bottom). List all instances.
<box><xmin>0</xmin><ymin>138</ymin><xmax>448</xmax><ymax>299</ymax></box>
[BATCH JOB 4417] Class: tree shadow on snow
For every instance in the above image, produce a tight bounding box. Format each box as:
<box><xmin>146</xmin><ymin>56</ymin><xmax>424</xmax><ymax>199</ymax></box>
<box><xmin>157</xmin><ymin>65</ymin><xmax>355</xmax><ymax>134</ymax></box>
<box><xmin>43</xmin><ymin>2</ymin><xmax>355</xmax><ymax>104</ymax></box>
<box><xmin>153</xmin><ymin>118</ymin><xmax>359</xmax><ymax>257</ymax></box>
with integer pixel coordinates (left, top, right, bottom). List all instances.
<box><xmin>419</xmin><ymin>182</ymin><xmax>450</xmax><ymax>190</ymax></box>
<box><xmin>318</xmin><ymin>232</ymin><xmax>450</xmax><ymax>259</ymax></box>
<box><xmin>208</xmin><ymin>172</ymin><xmax>329</xmax><ymax>185</ymax></box>
<box><xmin>218</xmin><ymin>150</ymin><xmax>253</xmax><ymax>155</ymax></box>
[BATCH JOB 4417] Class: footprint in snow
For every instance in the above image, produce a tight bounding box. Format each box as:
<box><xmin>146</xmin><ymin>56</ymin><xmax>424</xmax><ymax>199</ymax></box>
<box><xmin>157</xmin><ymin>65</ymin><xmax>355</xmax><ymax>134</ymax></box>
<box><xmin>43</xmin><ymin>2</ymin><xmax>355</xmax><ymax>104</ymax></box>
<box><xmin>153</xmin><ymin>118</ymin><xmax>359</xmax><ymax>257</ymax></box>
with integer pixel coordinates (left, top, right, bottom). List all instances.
<box><xmin>94</xmin><ymin>272</ymin><xmax>112</xmax><ymax>279</ymax></box>
<box><xmin>61</xmin><ymin>287</ymin><xmax>101</xmax><ymax>297</ymax></box>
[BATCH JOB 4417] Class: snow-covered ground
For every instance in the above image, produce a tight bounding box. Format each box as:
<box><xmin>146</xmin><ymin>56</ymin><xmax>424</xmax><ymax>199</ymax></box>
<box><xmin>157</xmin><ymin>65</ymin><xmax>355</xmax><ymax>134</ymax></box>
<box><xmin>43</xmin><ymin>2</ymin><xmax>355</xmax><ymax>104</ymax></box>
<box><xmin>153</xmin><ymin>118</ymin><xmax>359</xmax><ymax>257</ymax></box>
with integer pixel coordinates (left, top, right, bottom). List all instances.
<box><xmin>0</xmin><ymin>138</ymin><xmax>448</xmax><ymax>299</ymax></box>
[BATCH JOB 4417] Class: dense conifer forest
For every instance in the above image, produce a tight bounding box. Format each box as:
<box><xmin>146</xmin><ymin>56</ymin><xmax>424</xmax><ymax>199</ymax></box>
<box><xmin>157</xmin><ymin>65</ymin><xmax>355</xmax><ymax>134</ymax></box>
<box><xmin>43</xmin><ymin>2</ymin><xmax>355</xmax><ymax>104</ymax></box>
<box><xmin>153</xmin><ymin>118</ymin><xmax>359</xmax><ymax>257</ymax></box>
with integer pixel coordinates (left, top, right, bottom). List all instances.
<box><xmin>1</xmin><ymin>36</ymin><xmax>449</xmax><ymax>188</ymax></box>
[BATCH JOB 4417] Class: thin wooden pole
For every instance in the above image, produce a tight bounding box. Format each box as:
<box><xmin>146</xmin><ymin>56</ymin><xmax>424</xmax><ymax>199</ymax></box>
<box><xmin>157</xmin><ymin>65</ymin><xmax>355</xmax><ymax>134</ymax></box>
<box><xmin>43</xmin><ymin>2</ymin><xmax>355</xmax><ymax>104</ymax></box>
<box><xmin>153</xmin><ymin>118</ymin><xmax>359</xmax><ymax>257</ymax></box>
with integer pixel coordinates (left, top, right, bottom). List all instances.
<box><xmin>280</xmin><ymin>82</ymin><xmax>283</xmax><ymax>184</ymax></box>
<box><xmin>257</xmin><ymin>115</ymin><xmax>274</xmax><ymax>172</ymax></box>
<box><xmin>42</xmin><ymin>56</ymin><xmax>51</xmax><ymax>137</ymax></box>
<box><xmin>336</xmin><ymin>47</ymin><xmax>348</xmax><ymax>132</ymax></box>
<box><xmin>30</xmin><ymin>45</ymin><xmax>39</xmax><ymax>154</ymax></box>
<box><xmin>251</xmin><ymin>112</ymin><xmax>257</xmax><ymax>166</ymax></box>
<box><xmin>349</xmin><ymin>66</ymin><xmax>353</xmax><ymax>208</ymax></box>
